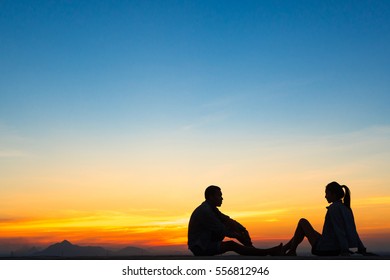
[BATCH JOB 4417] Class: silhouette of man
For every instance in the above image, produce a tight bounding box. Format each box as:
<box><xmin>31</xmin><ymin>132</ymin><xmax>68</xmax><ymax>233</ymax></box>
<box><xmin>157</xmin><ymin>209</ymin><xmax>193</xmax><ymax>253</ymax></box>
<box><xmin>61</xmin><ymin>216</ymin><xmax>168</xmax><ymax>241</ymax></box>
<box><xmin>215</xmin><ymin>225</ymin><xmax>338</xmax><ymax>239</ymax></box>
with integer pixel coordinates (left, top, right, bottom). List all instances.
<box><xmin>187</xmin><ymin>185</ymin><xmax>282</xmax><ymax>256</ymax></box>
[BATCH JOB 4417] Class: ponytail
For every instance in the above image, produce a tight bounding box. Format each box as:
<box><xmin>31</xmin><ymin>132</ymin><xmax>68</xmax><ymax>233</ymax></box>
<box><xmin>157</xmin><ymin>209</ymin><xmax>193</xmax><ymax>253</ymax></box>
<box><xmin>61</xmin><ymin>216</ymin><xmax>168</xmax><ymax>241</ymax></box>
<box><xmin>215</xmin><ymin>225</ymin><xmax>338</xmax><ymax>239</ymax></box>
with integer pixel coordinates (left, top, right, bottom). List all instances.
<box><xmin>326</xmin><ymin>181</ymin><xmax>352</xmax><ymax>208</ymax></box>
<box><xmin>341</xmin><ymin>185</ymin><xmax>351</xmax><ymax>209</ymax></box>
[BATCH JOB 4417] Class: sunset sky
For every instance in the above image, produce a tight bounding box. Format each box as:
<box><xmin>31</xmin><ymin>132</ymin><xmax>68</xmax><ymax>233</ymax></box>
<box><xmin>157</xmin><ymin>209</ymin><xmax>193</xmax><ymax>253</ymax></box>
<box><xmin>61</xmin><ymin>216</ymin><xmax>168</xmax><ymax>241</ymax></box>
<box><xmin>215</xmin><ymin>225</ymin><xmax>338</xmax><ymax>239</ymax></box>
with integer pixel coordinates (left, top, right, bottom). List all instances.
<box><xmin>1</xmin><ymin>1</ymin><xmax>390</xmax><ymax>254</ymax></box>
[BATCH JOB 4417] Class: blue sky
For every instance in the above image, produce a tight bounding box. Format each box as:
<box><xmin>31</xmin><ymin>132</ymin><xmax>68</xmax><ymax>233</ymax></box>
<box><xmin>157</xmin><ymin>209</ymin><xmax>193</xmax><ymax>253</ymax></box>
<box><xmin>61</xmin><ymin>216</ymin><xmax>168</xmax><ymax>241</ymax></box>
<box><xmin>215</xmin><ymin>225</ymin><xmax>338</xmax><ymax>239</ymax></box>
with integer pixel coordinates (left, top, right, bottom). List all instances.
<box><xmin>0</xmin><ymin>1</ymin><xmax>389</xmax><ymax>187</ymax></box>
<box><xmin>1</xmin><ymin>0</ymin><xmax>389</xmax><ymax>139</ymax></box>
<box><xmin>1</xmin><ymin>1</ymin><xmax>389</xmax><ymax>192</ymax></box>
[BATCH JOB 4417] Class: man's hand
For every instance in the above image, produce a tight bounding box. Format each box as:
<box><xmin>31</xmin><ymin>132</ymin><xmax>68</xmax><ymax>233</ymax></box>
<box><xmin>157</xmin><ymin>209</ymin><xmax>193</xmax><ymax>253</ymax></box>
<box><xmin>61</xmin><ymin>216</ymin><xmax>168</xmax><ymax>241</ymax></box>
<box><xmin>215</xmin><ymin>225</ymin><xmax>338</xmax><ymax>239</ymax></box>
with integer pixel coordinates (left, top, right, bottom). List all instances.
<box><xmin>226</xmin><ymin>219</ymin><xmax>253</xmax><ymax>246</ymax></box>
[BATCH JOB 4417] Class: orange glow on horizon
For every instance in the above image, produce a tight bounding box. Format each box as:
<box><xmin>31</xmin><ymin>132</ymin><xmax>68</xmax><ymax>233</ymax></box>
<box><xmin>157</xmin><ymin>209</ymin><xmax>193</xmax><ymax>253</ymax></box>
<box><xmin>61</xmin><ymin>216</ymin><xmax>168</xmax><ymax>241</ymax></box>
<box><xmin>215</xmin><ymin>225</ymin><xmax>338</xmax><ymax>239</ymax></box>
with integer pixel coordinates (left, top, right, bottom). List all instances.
<box><xmin>1</xmin><ymin>196</ymin><xmax>390</xmax><ymax>251</ymax></box>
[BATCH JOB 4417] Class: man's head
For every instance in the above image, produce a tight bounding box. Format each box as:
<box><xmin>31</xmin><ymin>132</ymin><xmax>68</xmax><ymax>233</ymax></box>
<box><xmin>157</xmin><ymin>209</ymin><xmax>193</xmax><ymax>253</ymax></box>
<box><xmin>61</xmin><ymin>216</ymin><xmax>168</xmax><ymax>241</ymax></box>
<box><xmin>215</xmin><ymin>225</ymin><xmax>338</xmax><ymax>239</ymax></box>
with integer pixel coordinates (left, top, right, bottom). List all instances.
<box><xmin>204</xmin><ymin>185</ymin><xmax>223</xmax><ymax>207</ymax></box>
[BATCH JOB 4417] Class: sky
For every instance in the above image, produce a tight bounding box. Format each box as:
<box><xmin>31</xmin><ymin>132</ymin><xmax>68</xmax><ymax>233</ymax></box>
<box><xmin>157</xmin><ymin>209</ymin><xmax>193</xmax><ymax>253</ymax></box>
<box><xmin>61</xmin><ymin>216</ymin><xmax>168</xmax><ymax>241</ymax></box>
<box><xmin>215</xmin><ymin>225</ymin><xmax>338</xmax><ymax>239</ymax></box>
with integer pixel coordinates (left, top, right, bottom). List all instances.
<box><xmin>1</xmin><ymin>0</ymin><xmax>390</xmax><ymax>254</ymax></box>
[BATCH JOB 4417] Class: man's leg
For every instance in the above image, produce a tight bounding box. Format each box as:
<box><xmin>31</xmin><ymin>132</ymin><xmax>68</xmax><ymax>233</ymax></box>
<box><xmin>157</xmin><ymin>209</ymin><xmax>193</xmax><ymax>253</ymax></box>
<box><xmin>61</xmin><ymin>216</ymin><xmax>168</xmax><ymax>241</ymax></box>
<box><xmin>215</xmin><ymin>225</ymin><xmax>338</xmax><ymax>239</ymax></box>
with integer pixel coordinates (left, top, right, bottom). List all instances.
<box><xmin>220</xmin><ymin>240</ymin><xmax>282</xmax><ymax>256</ymax></box>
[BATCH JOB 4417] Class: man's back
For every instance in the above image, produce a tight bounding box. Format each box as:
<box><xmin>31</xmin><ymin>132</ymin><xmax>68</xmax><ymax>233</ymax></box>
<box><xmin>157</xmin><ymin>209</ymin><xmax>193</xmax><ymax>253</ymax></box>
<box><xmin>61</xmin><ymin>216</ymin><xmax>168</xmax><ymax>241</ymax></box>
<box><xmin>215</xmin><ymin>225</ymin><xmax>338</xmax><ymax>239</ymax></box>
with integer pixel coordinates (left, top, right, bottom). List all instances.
<box><xmin>188</xmin><ymin>201</ymin><xmax>227</xmax><ymax>252</ymax></box>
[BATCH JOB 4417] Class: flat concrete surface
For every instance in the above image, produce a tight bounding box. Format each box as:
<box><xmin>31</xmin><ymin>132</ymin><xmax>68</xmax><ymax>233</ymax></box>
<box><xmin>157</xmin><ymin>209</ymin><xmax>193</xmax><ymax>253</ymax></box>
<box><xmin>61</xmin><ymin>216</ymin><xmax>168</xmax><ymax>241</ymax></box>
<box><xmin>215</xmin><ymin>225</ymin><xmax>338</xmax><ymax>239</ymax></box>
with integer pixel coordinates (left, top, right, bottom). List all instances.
<box><xmin>1</xmin><ymin>254</ymin><xmax>388</xmax><ymax>260</ymax></box>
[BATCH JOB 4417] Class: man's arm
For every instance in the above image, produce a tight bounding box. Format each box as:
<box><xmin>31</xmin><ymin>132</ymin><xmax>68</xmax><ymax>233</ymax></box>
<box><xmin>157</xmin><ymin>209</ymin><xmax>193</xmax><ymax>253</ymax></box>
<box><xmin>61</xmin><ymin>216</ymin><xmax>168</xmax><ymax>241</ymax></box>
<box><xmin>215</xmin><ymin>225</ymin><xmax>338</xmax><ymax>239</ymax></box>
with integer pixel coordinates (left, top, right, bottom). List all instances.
<box><xmin>216</xmin><ymin>209</ymin><xmax>253</xmax><ymax>246</ymax></box>
<box><xmin>229</xmin><ymin>220</ymin><xmax>253</xmax><ymax>246</ymax></box>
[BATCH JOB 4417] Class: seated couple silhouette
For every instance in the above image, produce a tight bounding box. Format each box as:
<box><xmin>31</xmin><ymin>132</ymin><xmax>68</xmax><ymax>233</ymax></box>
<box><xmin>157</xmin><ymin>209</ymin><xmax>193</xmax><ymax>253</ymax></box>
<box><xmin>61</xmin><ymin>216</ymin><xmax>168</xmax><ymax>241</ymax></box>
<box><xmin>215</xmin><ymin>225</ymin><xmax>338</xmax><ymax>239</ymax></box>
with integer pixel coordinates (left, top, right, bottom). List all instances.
<box><xmin>187</xmin><ymin>183</ymin><xmax>370</xmax><ymax>257</ymax></box>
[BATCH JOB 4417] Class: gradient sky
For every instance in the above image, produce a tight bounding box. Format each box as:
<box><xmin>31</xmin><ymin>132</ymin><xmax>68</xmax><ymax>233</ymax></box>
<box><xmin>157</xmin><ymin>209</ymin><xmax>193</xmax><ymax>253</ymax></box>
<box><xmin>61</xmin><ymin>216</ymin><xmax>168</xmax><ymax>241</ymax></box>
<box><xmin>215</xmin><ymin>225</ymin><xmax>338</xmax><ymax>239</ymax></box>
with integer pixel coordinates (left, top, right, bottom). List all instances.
<box><xmin>1</xmin><ymin>1</ymin><xmax>390</xmax><ymax>253</ymax></box>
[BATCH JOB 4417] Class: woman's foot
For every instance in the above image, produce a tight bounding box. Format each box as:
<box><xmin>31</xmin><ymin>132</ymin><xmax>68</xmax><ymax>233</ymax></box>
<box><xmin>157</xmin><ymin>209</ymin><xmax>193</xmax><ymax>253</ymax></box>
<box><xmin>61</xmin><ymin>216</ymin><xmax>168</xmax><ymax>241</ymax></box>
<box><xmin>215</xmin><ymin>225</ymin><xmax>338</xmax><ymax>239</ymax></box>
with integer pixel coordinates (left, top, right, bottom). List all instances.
<box><xmin>282</xmin><ymin>244</ymin><xmax>289</xmax><ymax>255</ymax></box>
<box><xmin>285</xmin><ymin>249</ymin><xmax>297</xmax><ymax>256</ymax></box>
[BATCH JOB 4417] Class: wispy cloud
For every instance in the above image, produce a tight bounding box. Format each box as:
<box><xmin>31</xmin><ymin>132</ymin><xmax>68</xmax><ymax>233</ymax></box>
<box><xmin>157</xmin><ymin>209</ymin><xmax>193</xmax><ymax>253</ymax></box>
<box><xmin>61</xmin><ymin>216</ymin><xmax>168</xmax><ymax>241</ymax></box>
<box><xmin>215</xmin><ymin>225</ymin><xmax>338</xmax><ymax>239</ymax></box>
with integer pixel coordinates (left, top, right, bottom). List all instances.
<box><xmin>181</xmin><ymin>111</ymin><xmax>229</xmax><ymax>131</ymax></box>
<box><xmin>227</xmin><ymin>208</ymin><xmax>290</xmax><ymax>219</ymax></box>
<box><xmin>0</xmin><ymin>210</ymin><xmax>190</xmax><ymax>231</ymax></box>
<box><xmin>354</xmin><ymin>196</ymin><xmax>390</xmax><ymax>207</ymax></box>
<box><xmin>263</xmin><ymin>125</ymin><xmax>390</xmax><ymax>153</ymax></box>
<box><xmin>180</xmin><ymin>95</ymin><xmax>241</xmax><ymax>132</ymax></box>
<box><xmin>0</xmin><ymin>210</ymin><xmax>191</xmax><ymax>247</ymax></box>
<box><xmin>0</xmin><ymin>149</ymin><xmax>28</xmax><ymax>158</ymax></box>
<box><xmin>0</xmin><ymin>124</ymin><xmax>30</xmax><ymax>158</ymax></box>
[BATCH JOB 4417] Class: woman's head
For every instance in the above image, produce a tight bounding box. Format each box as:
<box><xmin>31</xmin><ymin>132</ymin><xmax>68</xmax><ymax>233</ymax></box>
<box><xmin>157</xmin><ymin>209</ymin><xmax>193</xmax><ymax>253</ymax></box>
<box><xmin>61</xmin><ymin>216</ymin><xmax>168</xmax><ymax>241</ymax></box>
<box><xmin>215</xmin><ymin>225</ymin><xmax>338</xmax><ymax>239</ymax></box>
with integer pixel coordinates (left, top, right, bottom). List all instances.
<box><xmin>325</xmin><ymin>181</ymin><xmax>351</xmax><ymax>208</ymax></box>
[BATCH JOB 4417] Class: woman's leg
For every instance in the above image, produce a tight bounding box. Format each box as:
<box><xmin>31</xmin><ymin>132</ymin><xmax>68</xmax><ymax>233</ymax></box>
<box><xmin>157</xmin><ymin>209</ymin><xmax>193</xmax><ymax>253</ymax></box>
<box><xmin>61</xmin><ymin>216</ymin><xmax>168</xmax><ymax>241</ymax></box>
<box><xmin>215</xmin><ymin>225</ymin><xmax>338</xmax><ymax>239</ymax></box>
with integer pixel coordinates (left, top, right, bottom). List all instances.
<box><xmin>220</xmin><ymin>240</ymin><xmax>283</xmax><ymax>256</ymax></box>
<box><xmin>283</xmin><ymin>218</ymin><xmax>321</xmax><ymax>255</ymax></box>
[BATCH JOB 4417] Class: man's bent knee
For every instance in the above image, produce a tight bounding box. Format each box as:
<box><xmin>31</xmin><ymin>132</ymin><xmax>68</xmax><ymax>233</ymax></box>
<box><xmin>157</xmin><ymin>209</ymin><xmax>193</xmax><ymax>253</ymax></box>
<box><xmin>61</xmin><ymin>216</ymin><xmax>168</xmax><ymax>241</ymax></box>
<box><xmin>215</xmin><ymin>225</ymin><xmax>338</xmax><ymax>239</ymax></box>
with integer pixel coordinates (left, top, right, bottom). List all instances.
<box><xmin>299</xmin><ymin>218</ymin><xmax>309</xmax><ymax>225</ymax></box>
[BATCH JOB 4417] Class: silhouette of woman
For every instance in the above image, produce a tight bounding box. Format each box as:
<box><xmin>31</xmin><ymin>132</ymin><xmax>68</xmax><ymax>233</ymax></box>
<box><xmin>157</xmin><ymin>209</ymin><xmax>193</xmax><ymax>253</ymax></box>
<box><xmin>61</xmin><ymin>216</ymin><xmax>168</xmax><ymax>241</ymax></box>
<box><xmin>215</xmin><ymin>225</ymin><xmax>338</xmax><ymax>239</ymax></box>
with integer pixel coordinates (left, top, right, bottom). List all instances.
<box><xmin>283</xmin><ymin>181</ymin><xmax>368</xmax><ymax>256</ymax></box>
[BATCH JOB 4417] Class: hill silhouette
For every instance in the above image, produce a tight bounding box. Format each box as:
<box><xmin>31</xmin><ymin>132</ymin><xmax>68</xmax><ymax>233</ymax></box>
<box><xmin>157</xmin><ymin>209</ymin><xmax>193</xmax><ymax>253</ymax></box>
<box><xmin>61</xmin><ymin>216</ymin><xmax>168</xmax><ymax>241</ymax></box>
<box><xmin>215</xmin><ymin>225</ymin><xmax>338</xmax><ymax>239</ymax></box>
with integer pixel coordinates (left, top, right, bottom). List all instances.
<box><xmin>114</xmin><ymin>246</ymin><xmax>149</xmax><ymax>256</ymax></box>
<box><xmin>33</xmin><ymin>240</ymin><xmax>109</xmax><ymax>257</ymax></box>
<box><xmin>31</xmin><ymin>240</ymin><xmax>150</xmax><ymax>257</ymax></box>
<box><xmin>10</xmin><ymin>246</ymin><xmax>40</xmax><ymax>257</ymax></box>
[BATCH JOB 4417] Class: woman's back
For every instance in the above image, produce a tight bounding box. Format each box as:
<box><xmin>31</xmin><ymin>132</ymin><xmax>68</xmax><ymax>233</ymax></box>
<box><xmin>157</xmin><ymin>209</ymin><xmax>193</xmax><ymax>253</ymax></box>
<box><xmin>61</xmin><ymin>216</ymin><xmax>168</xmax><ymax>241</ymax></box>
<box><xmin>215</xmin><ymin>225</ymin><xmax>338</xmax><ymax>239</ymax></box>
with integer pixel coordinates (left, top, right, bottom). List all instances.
<box><xmin>319</xmin><ymin>200</ymin><xmax>364</xmax><ymax>251</ymax></box>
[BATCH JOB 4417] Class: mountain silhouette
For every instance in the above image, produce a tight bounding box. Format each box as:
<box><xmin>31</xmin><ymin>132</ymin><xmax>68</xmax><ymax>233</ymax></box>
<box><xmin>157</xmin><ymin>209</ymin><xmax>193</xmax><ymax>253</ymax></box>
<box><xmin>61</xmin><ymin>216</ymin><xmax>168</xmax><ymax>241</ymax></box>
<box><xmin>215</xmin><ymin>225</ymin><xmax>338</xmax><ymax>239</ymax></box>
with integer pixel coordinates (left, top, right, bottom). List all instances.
<box><xmin>11</xmin><ymin>246</ymin><xmax>40</xmax><ymax>257</ymax></box>
<box><xmin>114</xmin><ymin>246</ymin><xmax>149</xmax><ymax>256</ymax></box>
<box><xmin>34</xmin><ymin>240</ymin><xmax>109</xmax><ymax>257</ymax></box>
<box><xmin>32</xmin><ymin>240</ymin><xmax>152</xmax><ymax>257</ymax></box>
